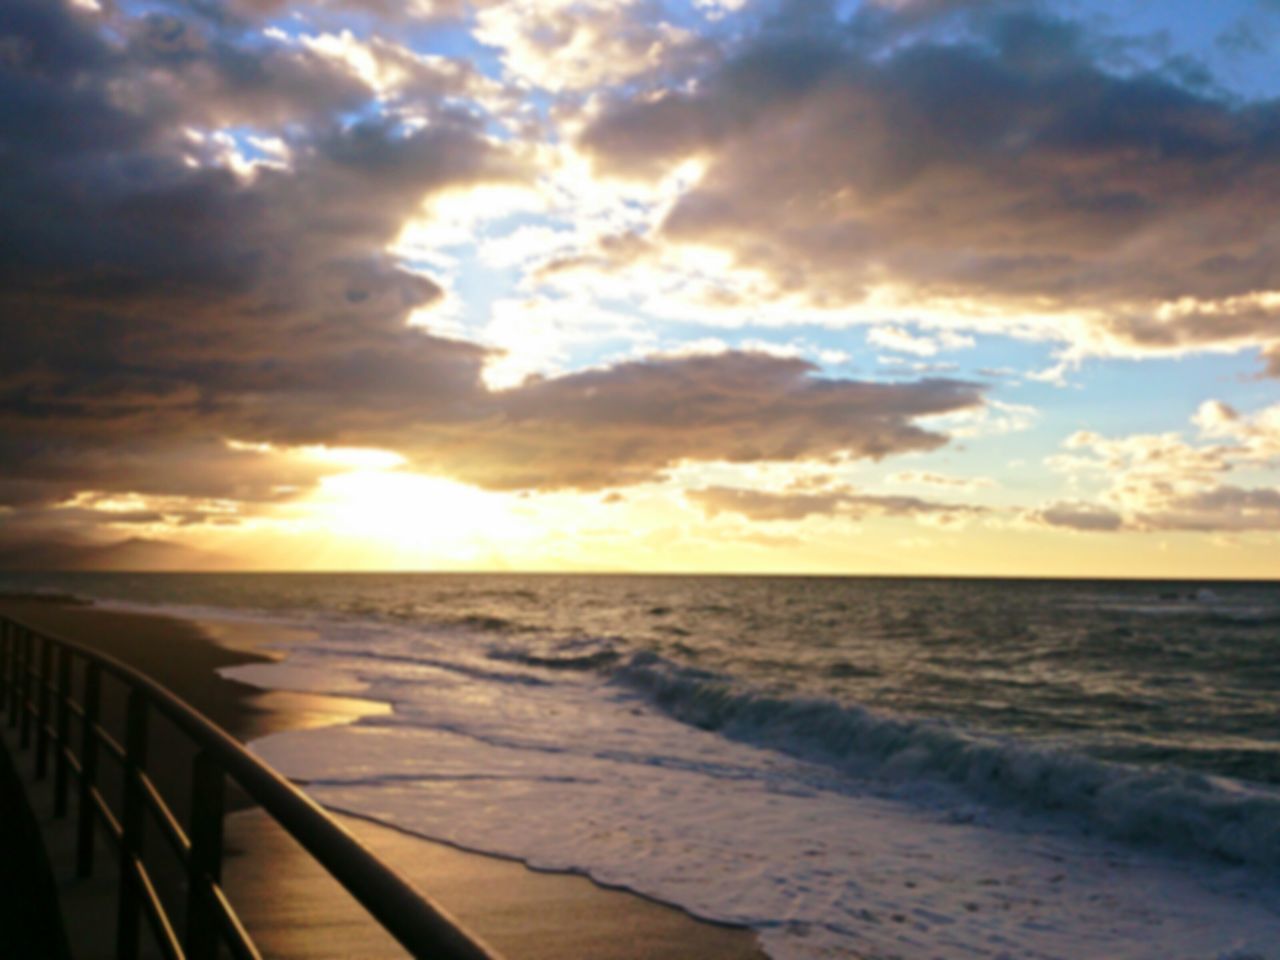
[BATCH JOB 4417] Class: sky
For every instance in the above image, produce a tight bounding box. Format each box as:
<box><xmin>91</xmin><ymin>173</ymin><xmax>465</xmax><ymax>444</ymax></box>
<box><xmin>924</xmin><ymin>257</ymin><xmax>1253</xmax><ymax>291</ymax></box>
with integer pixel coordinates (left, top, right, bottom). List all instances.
<box><xmin>1</xmin><ymin>0</ymin><xmax>1279</xmax><ymax>577</ymax></box>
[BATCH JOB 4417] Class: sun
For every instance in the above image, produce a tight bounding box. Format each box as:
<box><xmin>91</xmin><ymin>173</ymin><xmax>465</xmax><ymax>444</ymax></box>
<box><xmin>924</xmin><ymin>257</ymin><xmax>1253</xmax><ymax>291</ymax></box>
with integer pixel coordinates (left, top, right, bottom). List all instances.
<box><xmin>312</xmin><ymin>470</ymin><xmax>519</xmax><ymax>562</ymax></box>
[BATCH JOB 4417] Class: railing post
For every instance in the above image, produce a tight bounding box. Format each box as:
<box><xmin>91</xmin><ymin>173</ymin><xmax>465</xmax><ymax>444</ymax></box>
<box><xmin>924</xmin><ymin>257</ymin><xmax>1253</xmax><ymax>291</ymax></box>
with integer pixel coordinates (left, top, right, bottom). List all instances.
<box><xmin>3</xmin><ymin>620</ymin><xmax>13</xmax><ymax>714</ymax></box>
<box><xmin>76</xmin><ymin>662</ymin><xmax>102</xmax><ymax>878</ymax></box>
<box><xmin>55</xmin><ymin>646</ymin><xmax>73</xmax><ymax>816</ymax></box>
<box><xmin>116</xmin><ymin>689</ymin><xmax>148</xmax><ymax>960</ymax></box>
<box><xmin>35</xmin><ymin>634</ymin><xmax>53</xmax><ymax>779</ymax></box>
<box><xmin>185</xmin><ymin>750</ymin><xmax>225</xmax><ymax>960</ymax></box>
<box><xmin>0</xmin><ymin>620</ymin><xmax>9</xmax><ymax>714</ymax></box>
<box><xmin>5</xmin><ymin>622</ymin><xmax>18</xmax><ymax>728</ymax></box>
<box><xmin>0</xmin><ymin>614</ymin><xmax>500</xmax><ymax>960</ymax></box>
<box><xmin>20</xmin><ymin>628</ymin><xmax>33</xmax><ymax>748</ymax></box>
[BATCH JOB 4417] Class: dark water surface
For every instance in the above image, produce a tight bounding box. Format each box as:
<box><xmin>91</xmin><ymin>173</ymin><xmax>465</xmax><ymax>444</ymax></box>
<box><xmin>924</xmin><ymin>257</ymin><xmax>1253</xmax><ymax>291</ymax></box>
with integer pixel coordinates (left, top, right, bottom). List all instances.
<box><xmin>7</xmin><ymin>573</ymin><xmax>1276</xmax><ymax>783</ymax></box>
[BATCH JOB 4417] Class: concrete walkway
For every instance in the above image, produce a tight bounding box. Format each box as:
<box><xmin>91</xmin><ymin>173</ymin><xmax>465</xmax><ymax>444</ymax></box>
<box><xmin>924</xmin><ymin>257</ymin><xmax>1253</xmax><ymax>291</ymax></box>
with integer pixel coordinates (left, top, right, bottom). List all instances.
<box><xmin>0</xmin><ymin>730</ymin><xmax>74</xmax><ymax>960</ymax></box>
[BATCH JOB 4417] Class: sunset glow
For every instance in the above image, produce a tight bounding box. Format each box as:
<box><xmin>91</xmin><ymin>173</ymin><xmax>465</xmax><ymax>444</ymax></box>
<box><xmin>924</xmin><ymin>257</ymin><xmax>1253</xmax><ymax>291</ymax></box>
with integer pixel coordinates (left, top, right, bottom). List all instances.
<box><xmin>1</xmin><ymin>0</ymin><xmax>1278</xmax><ymax>576</ymax></box>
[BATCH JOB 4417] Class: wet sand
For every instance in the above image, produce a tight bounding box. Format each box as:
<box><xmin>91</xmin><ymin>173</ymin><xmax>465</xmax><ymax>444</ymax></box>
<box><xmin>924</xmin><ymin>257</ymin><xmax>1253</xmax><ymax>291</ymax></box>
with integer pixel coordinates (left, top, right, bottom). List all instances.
<box><xmin>0</xmin><ymin>598</ymin><xmax>766</xmax><ymax>960</ymax></box>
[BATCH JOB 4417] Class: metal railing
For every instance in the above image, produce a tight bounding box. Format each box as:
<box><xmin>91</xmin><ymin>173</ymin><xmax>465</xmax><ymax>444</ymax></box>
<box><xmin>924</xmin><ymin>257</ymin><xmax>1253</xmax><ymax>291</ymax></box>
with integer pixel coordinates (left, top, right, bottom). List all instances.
<box><xmin>0</xmin><ymin>613</ymin><xmax>500</xmax><ymax>960</ymax></box>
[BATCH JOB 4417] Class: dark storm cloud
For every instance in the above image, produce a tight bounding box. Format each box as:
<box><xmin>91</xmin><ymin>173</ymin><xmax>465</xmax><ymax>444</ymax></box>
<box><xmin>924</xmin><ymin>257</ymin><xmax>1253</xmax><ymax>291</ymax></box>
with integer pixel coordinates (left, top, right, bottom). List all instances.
<box><xmin>580</xmin><ymin>2</ymin><xmax>1280</xmax><ymax>362</ymax></box>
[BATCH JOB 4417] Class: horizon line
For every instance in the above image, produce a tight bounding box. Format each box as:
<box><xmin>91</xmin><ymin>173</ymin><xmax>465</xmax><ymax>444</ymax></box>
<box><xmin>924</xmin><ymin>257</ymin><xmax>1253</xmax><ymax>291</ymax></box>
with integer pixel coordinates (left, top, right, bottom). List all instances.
<box><xmin>2</xmin><ymin>570</ymin><xmax>1277</xmax><ymax>583</ymax></box>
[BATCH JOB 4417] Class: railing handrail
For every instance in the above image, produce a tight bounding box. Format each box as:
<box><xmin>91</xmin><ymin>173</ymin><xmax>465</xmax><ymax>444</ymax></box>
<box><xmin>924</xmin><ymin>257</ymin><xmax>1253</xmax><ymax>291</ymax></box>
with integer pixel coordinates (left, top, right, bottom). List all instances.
<box><xmin>0</xmin><ymin>612</ymin><xmax>501</xmax><ymax>960</ymax></box>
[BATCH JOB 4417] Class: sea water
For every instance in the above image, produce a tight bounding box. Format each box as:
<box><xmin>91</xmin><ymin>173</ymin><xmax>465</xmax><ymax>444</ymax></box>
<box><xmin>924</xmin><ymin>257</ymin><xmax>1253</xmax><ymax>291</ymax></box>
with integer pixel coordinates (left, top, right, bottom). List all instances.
<box><xmin>4</xmin><ymin>573</ymin><xmax>1278</xmax><ymax>958</ymax></box>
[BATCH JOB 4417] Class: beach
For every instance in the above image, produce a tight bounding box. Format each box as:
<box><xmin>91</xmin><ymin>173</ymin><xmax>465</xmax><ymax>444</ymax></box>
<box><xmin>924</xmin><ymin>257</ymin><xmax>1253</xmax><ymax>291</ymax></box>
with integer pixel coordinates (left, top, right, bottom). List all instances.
<box><xmin>0</xmin><ymin>597</ymin><xmax>766</xmax><ymax>960</ymax></box>
<box><xmin>6</xmin><ymin>0</ymin><xmax>1280</xmax><ymax>957</ymax></box>
<box><xmin>2</xmin><ymin>573</ymin><xmax>1278</xmax><ymax>960</ymax></box>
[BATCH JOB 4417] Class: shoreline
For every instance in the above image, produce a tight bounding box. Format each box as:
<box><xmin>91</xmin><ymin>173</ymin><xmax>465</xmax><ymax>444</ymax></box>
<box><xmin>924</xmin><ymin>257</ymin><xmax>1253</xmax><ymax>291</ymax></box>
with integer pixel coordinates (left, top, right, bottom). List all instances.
<box><xmin>0</xmin><ymin>596</ymin><xmax>768</xmax><ymax>960</ymax></box>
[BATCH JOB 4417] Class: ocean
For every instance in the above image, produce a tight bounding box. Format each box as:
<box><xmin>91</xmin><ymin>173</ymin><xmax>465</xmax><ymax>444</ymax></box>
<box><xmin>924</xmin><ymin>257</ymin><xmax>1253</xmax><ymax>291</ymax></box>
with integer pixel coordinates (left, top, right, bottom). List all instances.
<box><xmin>3</xmin><ymin>573</ymin><xmax>1278</xmax><ymax>959</ymax></box>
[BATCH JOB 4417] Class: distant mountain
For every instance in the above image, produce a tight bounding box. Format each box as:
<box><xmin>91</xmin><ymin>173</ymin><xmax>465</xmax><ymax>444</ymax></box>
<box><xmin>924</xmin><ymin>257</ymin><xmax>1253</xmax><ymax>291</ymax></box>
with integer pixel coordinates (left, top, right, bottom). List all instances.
<box><xmin>0</xmin><ymin>536</ymin><xmax>229</xmax><ymax>571</ymax></box>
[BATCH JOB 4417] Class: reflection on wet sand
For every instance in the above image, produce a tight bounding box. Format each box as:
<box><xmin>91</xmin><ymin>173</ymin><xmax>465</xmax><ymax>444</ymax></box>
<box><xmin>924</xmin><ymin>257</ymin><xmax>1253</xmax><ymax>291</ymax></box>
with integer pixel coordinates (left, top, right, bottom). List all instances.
<box><xmin>0</xmin><ymin>597</ymin><xmax>765</xmax><ymax>959</ymax></box>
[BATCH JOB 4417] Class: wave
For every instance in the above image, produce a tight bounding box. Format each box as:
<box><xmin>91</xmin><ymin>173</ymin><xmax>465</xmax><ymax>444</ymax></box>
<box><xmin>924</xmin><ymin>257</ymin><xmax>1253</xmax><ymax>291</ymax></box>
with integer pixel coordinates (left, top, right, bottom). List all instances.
<box><xmin>612</xmin><ymin>652</ymin><xmax>1280</xmax><ymax>868</ymax></box>
<box><xmin>1205</xmin><ymin>607</ymin><xmax>1280</xmax><ymax>626</ymax></box>
<box><xmin>487</xmin><ymin>635</ymin><xmax>622</xmax><ymax>671</ymax></box>
<box><xmin>44</xmin><ymin>587</ymin><xmax>1280</xmax><ymax>871</ymax></box>
<box><xmin>1086</xmin><ymin>595</ymin><xmax>1280</xmax><ymax>626</ymax></box>
<box><xmin>0</xmin><ymin>589</ymin><xmax>92</xmax><ymax>606</ymax></box>
<box><xmin>446</xmin><ymin>613</ymin><xmax>524</xmax><ymax>633</ymax></box>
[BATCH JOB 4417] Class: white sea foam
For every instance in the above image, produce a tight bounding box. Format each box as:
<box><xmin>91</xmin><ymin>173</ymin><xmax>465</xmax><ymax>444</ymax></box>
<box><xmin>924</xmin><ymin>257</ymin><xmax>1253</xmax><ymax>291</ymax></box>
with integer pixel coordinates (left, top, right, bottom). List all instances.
<box><xmin>613</xmin><ymin>652</ymin><xmax>1280</xmax><ymax>868</ymax></box>
<box><xmin>209</xmin><ymin>613</ymin><xmax>1280</xmax><ymax>960</ymax></box>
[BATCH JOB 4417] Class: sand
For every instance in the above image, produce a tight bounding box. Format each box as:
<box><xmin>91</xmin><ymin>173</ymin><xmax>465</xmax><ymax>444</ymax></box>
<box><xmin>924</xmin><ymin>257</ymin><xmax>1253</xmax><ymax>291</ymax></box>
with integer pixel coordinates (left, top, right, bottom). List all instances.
<box><xmin>0</xmin><ymin>598</ymin><xmax>766</xmax><ymax>960</ymax></box>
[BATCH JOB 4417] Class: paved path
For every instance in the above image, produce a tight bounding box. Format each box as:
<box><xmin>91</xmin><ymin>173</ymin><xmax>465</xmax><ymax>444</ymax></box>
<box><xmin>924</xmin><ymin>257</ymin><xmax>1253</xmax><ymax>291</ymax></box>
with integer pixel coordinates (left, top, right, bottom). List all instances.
<box><xmin>0</xmin><ymin>732</ymin><xmax>74</xmax><ymax>960</ymax></box>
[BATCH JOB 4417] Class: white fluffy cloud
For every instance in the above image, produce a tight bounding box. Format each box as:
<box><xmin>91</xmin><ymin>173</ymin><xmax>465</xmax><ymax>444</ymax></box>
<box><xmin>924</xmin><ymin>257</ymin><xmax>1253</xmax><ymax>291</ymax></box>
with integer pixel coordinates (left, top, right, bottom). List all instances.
<box><xmin>1035</xmin><ymin>401</ymin><xmax>1280</xmax><ymax>533</ymax></box>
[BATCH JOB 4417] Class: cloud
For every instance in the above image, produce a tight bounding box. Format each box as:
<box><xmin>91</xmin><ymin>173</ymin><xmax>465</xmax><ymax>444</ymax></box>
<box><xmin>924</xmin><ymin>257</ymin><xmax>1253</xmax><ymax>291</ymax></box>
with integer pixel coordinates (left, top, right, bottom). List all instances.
<box><xmin>1265</xmin><ymin>345</ymin><xmax>1280</xmax><ymax>377</ymax></box>
<box><xmin>577</xmin><ymin>3</ymin><xmax>1280</xmax><ymax>364</ymax></box>
<box><xmin>925</xmin><ymin>398</ymin><xmax>1038</xmax><ymax>439</ymax></box>
<box><xmin>1030</xmin><ymin>501</ymin><xmax>1124</xmax><ymax>532</ymax></box>
<box><xmin>887</xmin><ymin>470</ymin><xmax>996</xmax><ymax>490</ymax></box>
<box><xmin>867</xmin><ymin>325</ymin><xmax>975</xmax><ymax>357</ymax></box>
<box><xmin>1191</xmin><ymin>398</ymin><xmax>1242</xmax><ymax>436</ymax></box>
<box><xmin>1099</xmin><ymin>293</ymin><xmax>1280</xmax><ymax>367</ymax></box>
<box><xmin>0</xmin><ymin>0</ymin><xmax>517</xmax><ymax>510</ymax></box>
<box><xmin>1034</xmin><ymin>401</ymin><xmax>1280</xmax><ymax>533</ymax></box>
<box><xmin>405</xmin><ymin>352</ymin><xmax>986</xmax><ymax>490</ymax></box>
<box><xmin>0</xmin><ymin>13</ymin><xmax>995</xmax><ymax>577</ymax></box>
<box><xmin>1137</xmin><ymin>485</ymin><xmax>1280</xmax><ymax>533</ymax></box>
<box><xmin>1191</xmin><ymin>398</ymin><xmax>1280</xmax><ymax>459</ymax></box>
<box><xmin>169</xmin><ymin>0</ymin><xmax>466</xmax><ymax>27</ymax></box>
<box><xmin>0</xmin><ymin>3</ymin><xmax>990</xmax><ymax>542</ymax></box>
<box><xmin>475</xmin><ymin>0</ymin><xmax>713</xmax><ymax>92</ymax></box>
<box><xmin>0</xmin><ymin>438</ymin><xmax>336</xmax><ymax>509</ymax></box>
<box><xmin>0</xmin><ymin>534</ymin><xmax>228</xmax><ymax>572</ymax></box>
<box><xmin>690</xmin><ymin>483</ymin><xmax>986</xmax><ymax>523</ymax></box>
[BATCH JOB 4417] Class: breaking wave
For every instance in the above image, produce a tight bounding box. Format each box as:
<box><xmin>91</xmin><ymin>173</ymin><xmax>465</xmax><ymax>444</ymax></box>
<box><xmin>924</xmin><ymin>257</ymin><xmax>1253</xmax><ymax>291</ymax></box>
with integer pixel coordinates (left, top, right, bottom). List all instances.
<box><xmin>612</xmin><ymin>651</ymin><xmax>1280</xmax><ymax>868</ymax></box>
